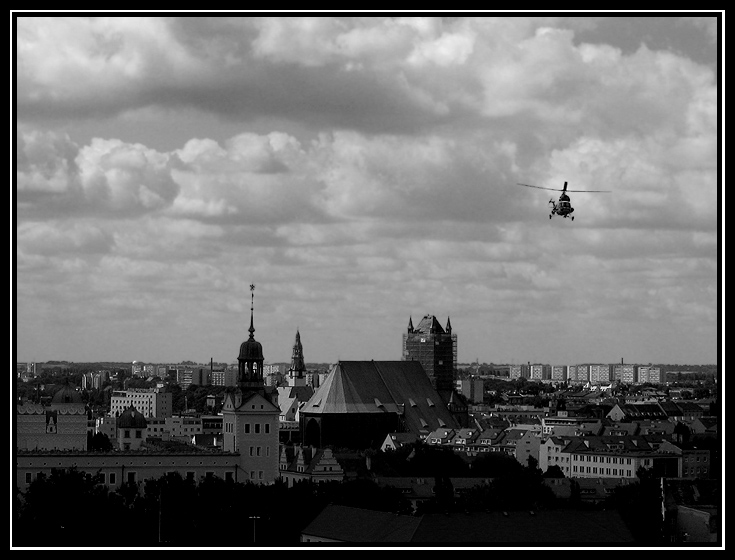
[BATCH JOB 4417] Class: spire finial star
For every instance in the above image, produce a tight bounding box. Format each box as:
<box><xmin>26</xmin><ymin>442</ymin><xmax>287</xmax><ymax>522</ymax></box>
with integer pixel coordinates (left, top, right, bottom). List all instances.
<box><xmin>248</xmin><ymin>283</ymin><xmax>255</xmax><ymax>338</ymax></box>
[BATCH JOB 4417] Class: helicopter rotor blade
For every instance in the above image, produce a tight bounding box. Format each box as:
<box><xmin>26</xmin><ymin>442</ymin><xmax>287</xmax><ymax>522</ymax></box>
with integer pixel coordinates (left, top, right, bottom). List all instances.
<box><xmin>516</xmin><ymin>183</ymin><xmax>563</xmax><ymax>192</ymax></box>
<box><xmin>517</xmin><ymin>183</ymin><xmax>610</xmax><ymax>193</ymax></box>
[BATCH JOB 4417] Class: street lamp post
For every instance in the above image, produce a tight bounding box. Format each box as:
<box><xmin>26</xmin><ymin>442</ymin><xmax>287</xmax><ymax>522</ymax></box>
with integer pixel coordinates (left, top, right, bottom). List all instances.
<box><xmin>248</xmin><ymin>515</ymin><xmax>261</xmax><ymax>544</ymax></box>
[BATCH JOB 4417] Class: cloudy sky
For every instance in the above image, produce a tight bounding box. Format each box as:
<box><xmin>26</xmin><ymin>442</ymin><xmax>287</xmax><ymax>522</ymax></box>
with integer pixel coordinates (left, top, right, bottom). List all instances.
<box><xmin>14</xmin><ymin>14</ymin><xmax>720</xmax><ymax>367</ymax></box>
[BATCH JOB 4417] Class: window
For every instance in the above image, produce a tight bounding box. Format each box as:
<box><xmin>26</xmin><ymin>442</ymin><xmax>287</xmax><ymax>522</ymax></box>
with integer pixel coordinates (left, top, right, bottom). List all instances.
<box><xmin>136</xmin><ymin>430</ymin><xmax>142</xmax><ymax>438</ymax></box>
<box><xmin>124</xmin><ymin>430</ymin><xmax>131</xmax><ymax>438</ymax></box>
<box><xmin>265</xmin><ymin>423</ymin><xmax>270</xmax><ymax>434</ymax></box>
<box><xmin>257</xmin><ymin>447</ymin><xmax>261</xmax><ymax>456</ymax></box>
<box><xmin>225</xmin><ymin>472</ymin><xmax>234</xmax><ymax>482</ymax></box>
<box><xmin>110</xmin><ymin>473</ymin><xmax>116</xmax><ymax>484</ymax></box>
<box><xmin>25</xmin><ymin>473</ymin><xmax>32</xmax><ymax>484</ymax></box>
<box><xmin>245</xmin><ymin>423</ymin><xmax>250</xmax><ymax>433</ymax></box>
<box><xmin>258</xmin><ymin>471</ymin><xmax>263</xmax><ymax>479</ymax></box>
<box><xmin>255</xmin><ymin>423</ymin><xmax>261</xmax><ymax>434</ymax></box>
<box><xmin>266</xmin><ymin>447</ymin><xmax>270</xmax><ymax>456</ymax></box>
<box><xmin>250</xmin><ymin>446</ymin><xmax>254</xmax><ymax>456</ymax></box>
<box><xmin>250</xmin><ymin>471</ymin><xmax>255</xmax><ymax>479</ymax></box>
<box><xmin>127</xmin><ymin>472</ymin><xmax>137</xmax><ymax>483</ymax></box>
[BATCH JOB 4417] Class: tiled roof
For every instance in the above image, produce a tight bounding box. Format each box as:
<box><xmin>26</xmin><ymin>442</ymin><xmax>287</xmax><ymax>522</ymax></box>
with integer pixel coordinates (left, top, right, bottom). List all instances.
<box><xmin>676</xmin><ymin>401</ymin><xmax>705</xmax><ymax>413</ymax></box>
<box><xmin>302</xmin><ymin>504</ymin><xmax>421</xmax><ymax>542</ymax></box>
<box><xmin>302</xmin><ymin>361</ymin><xmax>459</xmax><ymax>434</ymax></box>
<box><xmin>413</xmin><ymin>314</ymin><xmax>445</xmax><ymax>334</ymax></box>
<box><xmin>304</xmin><ymin>505</ymin><xmax>635</xmax><ymax>543</ymax></box>
<box><xmin>413</xmin><ymin>509</ymin><xmax>635</xmax><ymax>543</ymax></box>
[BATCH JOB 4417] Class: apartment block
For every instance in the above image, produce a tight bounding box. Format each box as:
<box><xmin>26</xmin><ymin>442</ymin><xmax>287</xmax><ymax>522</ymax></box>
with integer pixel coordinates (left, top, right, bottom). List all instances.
<box><xmin>551</xmin><ymin>365</ymin><xmax>567</xmax><ymax>382</ymax></box>
<box><xmin>110</xmin><ymin>388</ymin><xmax>172</xmax><ymax>419</ymax></box>
<box><xmin>589</xmin><ymin>364</ymin><xmax>611</xmax><ymax>385</ymax></box>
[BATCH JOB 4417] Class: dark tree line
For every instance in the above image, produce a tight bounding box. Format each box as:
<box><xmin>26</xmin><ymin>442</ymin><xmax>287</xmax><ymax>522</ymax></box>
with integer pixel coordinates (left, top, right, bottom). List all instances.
<box><xmin>13</xmin><ymin>467</ymin><xmax>410</xmax><ymax>547</ymax></box>
<box><xmin>14</xmin><ymin>456</ymin><xmax>668</xmax><ymax>546</ymax></box>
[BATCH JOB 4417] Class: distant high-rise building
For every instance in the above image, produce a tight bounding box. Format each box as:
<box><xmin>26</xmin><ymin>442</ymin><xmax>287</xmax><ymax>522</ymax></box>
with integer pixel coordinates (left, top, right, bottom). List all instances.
<box><xmin>530</xmin><ymin>364</ymin><xmax>549</xmax><ymax>381</ymax></box>
<box><xmin>589</xmin><ymin>364</ymin><xmax>611</xmax><ymax>385</ymax></box>
<box><xmin>637</xmin><ymin>366</ymin><xmax>661</xmax><ymax>384</ymax></box>
<box><xmin>571</xmin><ymin>364</ymin><xmax>590</xmax><ymax>383</ymax></box>
<box><xmin>459</xmin><ymin>377</ymin><xmax>484</xmax><ymax>404</ymax></box>
<box><xmin>211</xmin><ymin>368</ymin><xmax>237</xmax><ymax>387</ymax></box>
<box><xmin>613</xmin><ymin>363</ymin><xmax>636</xmax><ymax>384</ymax></box>
<box><xmin>110</xmin><ymin>388</ymin><xmax>172</xmax><ymax>419</ymax></box>
<box><xmin>551</xmin><ymin>365</ymin><xmax>567</xmax><ymax>382</ymax></box>
<box><xmin>402</xmin><ymin>314</ymin><xmax>457</xmax><ymax>392</ymax></box>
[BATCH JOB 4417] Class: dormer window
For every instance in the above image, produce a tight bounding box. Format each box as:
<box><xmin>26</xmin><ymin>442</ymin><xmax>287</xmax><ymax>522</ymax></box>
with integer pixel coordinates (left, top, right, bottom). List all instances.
<box><xmin>426</xmin><ymin>398</ymin><xmax>435</xmax><ymax>407</ymax></box>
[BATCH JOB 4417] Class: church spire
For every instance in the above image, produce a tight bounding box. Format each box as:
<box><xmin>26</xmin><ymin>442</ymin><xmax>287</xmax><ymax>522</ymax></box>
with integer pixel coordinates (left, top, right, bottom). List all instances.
<box><xmin>248</xmin><ymin>283</ymin><xmax>256</xmax><ymax>339</ymax></box>
<box><xmin>289</xmin><ymin>329</ymin><xmax>307</xmax><ymax>386</ymax></box>
<box><xmin>446</xmin><ymin>316</ymin><xmax>452</xmax><ymax>335</ymax></box>
<box><xmin>408</xmin><ymin>316</ymin><xmax>414</xmax><ymax>333</ymax></box>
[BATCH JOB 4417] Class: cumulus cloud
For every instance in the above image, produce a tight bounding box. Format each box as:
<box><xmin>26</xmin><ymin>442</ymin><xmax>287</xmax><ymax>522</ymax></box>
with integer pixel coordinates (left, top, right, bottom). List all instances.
<box><xmin>14</xmin><ymin>16</ymin><xmax>719</xmax><ymax>364</ymax></box>
<box><xmin>17</xmin><ymin>130</ymin><xmax>180</xmax><ymax>218</ymax></box>
<box><xmin>17</xmin><ymin>221</ymin><xmax>115</xmax><ymax>257</ymax></box>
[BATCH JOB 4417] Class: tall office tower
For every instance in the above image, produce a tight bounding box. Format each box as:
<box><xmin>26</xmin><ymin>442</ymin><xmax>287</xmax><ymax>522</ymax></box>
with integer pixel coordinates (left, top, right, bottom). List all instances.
<box><xmin>402</xmin><ymin>314</ymin><xmax>457</xmax><ymax>392</ymax></box>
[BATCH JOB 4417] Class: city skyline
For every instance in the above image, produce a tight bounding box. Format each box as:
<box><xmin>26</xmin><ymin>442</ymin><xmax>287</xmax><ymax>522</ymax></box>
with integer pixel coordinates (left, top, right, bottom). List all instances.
<box><xmin>15</xmin><ymin>14</ymin><xmax>720</xmax><ymax>366</ymax></box>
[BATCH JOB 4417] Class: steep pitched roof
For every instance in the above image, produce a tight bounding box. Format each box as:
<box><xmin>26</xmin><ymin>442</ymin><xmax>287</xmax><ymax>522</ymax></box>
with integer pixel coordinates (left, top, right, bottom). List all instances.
<box><xmin>278</xmin><ymin>385</ymin><xmax>314</xmax><ymax>402</ymax></box>
<box><xmin>412</xmin><ymin>509</ymin><xmax>635</xmax><ymax>542</ymax></box>
<box><xmin>302</xmin><ymin>504</ymin><xmax>421</xmax><ymax>542</ymax></box>
<box><xmin>658</xmin><ymin>400</ymin><xmax>683</xmax><ymax>415</ymax></box>
<box><xmin>676</xmin><ymin>401</ymin><xmax>705</xmax><ymax>413</ymax></box>
<box><xmin>414</xmin><ymin>314</ymin><xmax>445</xmax><ymax>334</ymax></box>
<box><xmin>303</xmin><ymin>505</ymin><xmax>635</xmax><ymax>543</ymax></box>
<box><xmin>302</xmin><ymin>361</ymin><xmax>459</xmax><ymax>434</ymax></box>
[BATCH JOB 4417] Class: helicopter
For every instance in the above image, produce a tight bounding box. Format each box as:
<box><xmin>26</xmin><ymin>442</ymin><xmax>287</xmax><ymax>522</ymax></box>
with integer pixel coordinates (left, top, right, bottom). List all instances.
<box><xmin>516</xmin><ymin>181</ymin><xmax>610</xmax><ymax>220</ymax></box>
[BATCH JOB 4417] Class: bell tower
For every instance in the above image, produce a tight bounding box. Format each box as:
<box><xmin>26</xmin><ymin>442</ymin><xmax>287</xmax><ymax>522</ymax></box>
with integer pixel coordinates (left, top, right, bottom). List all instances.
<box><xmin>237</xmin><ymin>284</ymin><xmax>265</xmax><ymax>392</ymax></box>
